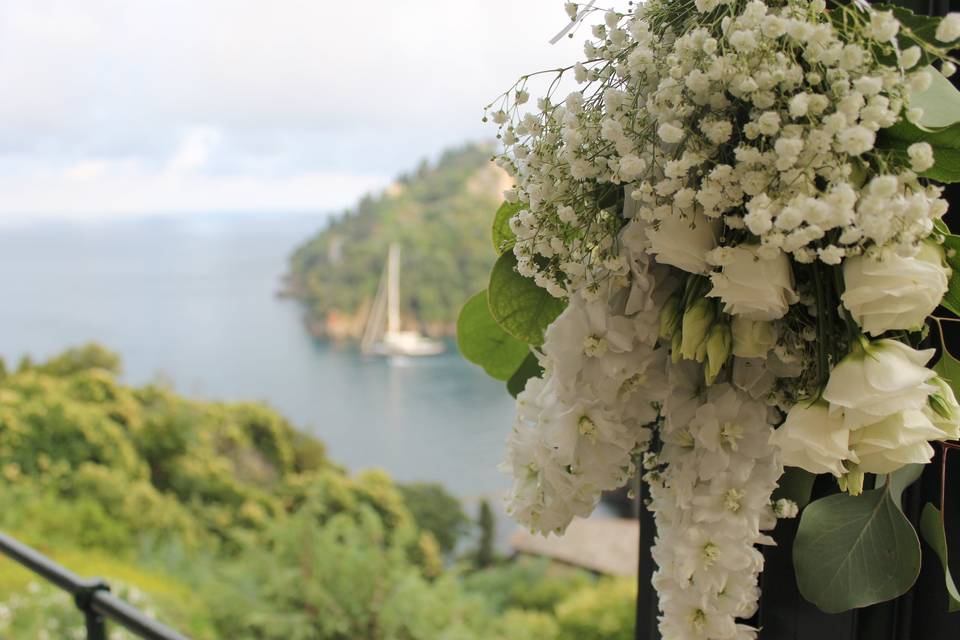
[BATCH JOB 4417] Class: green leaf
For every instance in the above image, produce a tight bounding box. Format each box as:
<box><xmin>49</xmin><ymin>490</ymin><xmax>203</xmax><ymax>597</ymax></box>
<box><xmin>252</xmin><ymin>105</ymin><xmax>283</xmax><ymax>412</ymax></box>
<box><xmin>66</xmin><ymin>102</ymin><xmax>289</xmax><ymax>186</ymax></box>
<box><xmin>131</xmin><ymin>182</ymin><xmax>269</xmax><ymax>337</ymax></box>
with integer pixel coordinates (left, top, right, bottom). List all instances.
<box><xmin>506</xmin><ymin>351</ymin><xmax>543</xmax><ymax>398</ymax></box>
<box><xmin>878</xmin><ymin>68</ymin><xmax>960</xmax><ymax>182</ymax></box>
<box><xmin>940</xmin><ymin>234</ymin><xmax>960</xmax><ymax>317</ymax></box>
<box><xmin>456</xmin><ymin>290</ymin><xmax>531</xmax><ymax>381</ymax></box>
<box><xmin>492</xmin><ymin>202</ymin><xmax>522</xmax><ymax>255</ymax></box>
<box><xmin>488</xmin><ymin>252</ymin><xmax>566</xmax><ymax>347</ymax></box>
<box><xmin>794</xmin><ymin>487</ymin><xmax>922</xmax><ymax>613</ymax></box>
<box><xmin>887</xmin><ymin>464</ymin><xmax>924</xmax><ymax>503</ymax></box>
<box><xmin>919</xmin><ymin>503</ymin><xmax>960</xmax><ymax>612</ymax></box>
<box><xmin>934</xmin><ymin>335</ymin><xmax>960</xmax><ymax>399</ymax></box>
<box><xmin>773</xmin><ymin>467</ymin><xmax>816</xmax><ymax>510</ymax></box>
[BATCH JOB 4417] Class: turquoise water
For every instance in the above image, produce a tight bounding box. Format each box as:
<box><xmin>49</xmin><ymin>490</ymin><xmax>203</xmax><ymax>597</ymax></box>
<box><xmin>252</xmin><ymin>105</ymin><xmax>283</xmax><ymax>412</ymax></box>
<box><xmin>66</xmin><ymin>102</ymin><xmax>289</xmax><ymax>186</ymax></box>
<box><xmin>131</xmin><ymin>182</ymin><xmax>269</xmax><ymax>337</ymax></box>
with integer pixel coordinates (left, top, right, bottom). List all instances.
<box><xmin>0</xmin><ymin>213</ymin><xmax>515</xmax><ymax>498</ymax></box>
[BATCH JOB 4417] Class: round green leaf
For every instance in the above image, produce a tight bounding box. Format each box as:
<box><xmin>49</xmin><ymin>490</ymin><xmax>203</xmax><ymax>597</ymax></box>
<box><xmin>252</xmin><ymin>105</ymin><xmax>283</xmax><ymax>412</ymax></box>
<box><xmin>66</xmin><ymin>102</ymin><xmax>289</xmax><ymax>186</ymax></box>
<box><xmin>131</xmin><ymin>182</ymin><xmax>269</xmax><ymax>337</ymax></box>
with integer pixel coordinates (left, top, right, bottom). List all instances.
<box><xmin>506</xmin><ymin>351</ymin><xmax>543</xmax><ymax>398</ymax></box>
<box><xmin>919</xmin><ymin>503</ymin><xmax>960</xmax><ymax>612</ymax></box>
<box><xmin>794</xmin><ymin>488</ymin><xmax>922</xmax><ymax>613</ymax></box>
<box><xmin>772</xmin><ymin>467</ymin><xmax>816</xmax><ymax>510</ymax></box>
<box><xmin>492</xmin><ymin>201</ymin><xmax>521</xmax><ymax>255</ymax></box>
<box><xmin>488</xmin><ymin>253</ymin><xmax>566</xmax><ymax>347</ymax></box>
<box><xmin>457</xmin><ymin>290</ymin><xmax>530</xmax><ymax>381</ymax></box>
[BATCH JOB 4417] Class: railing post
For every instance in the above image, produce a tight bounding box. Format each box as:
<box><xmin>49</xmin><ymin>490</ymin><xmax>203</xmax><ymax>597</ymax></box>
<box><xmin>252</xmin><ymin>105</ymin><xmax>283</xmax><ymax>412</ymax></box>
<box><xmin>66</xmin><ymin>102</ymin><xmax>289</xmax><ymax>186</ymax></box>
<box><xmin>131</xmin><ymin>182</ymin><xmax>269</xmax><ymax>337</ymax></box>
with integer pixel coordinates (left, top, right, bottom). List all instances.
<box><xmin>75</xmin><ymin>578</ymin><xmax>110</xmax><ymax>640</ymax></box>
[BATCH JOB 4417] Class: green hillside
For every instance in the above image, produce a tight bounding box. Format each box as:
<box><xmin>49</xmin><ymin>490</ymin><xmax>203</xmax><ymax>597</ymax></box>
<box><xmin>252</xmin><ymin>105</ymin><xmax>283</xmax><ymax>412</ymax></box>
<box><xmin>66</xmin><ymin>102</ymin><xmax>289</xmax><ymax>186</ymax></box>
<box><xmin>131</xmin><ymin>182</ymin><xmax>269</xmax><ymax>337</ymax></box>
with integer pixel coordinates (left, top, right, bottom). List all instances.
<box><xmin>0</xmin><ymin>345</ymin><xmax>635</xmax><ymax>639</ymax></box>
<box><xmin>286</xmin><ymin>144</ymin><xmax>505</xmax><ymax>337</ymax></box>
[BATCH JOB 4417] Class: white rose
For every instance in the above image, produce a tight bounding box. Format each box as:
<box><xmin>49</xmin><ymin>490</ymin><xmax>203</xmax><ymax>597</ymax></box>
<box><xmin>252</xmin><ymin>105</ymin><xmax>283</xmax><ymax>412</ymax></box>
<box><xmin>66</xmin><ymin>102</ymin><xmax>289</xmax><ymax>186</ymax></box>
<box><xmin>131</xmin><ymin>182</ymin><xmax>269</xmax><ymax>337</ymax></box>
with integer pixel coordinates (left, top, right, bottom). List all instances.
<box><xmin>646</xmin><ymin>212</ymin><xmax>719</xmax><ymax>274</ymax></box>
<box><xmin>770</xmin><ymin>401</ymin><xmax>850</xmax><ymax>476</ymax></box>
<box><xmin>731</xmin><ymin>317</ymin><xmax>777</xmax><ymax>358</ymax></box>
<box><xmin>849</xmin><ymin>409</ymin><xmax>943</xmax><ymax>474</ymax></box>
<box><xmin>841</xmin><ymin>243</ymin><xmax>949</xmax><ymax>337</ymax></box>
<box><xmin>822</xmin><ymin>339</ymin><xmax>937</xmax><ymax>430</ymax></box>
<box><xmin>707</xmin><ymin>246</ymin><xmax>798</xmax><ymax>320</ymax></box>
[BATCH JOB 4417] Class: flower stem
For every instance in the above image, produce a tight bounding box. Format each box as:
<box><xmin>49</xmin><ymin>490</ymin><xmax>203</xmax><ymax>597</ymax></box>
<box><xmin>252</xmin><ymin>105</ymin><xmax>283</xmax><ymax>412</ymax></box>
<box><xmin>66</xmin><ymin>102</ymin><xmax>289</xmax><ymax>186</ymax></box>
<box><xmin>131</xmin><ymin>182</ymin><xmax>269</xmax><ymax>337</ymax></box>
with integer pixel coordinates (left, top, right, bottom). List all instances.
<box><xmin>811</xmin><ymin>264</ymin><xmax>830</xmax><ymax>389</ymax></box>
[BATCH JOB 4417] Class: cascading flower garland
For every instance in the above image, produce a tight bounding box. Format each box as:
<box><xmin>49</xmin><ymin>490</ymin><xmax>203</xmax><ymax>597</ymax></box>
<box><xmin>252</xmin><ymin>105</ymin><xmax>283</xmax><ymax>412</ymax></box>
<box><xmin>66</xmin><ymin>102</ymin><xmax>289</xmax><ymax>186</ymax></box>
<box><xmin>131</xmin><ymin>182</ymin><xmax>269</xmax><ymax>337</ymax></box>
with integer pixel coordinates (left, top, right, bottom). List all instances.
<box><xmin>458</xmin><ymin>0</ymin><xmax>960</xmax><ymax>637</ymax></box>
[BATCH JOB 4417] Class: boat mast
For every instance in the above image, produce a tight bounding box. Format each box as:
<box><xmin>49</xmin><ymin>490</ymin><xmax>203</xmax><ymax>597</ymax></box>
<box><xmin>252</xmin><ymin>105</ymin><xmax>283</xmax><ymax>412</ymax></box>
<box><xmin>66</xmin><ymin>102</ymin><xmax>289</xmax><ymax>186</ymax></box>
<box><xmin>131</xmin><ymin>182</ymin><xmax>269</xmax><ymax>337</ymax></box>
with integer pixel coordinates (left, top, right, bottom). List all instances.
<box><xmin>387</xmin><ymin>243</ymin><xmax>400</xmax><ymax>335</ymax></box>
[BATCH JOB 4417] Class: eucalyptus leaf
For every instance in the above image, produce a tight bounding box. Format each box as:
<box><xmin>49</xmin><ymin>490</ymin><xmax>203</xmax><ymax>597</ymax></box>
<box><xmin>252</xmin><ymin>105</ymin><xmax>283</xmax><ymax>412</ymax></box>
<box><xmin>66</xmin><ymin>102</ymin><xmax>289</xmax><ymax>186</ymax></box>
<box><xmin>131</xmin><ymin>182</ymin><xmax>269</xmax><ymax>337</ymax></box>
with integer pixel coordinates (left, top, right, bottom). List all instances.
<box><xmin>506</xmin><ymin>351</ymin><xmax>544</xmax><ymax>398</ymax></box>
<box><xmin>772</xmin><ymin>467</ymin><xmax>816</xmax><ymax>510</ymax></box>
<box><xmin>933</xmin><ymin>341</ymin><xmax>960</xmax><ymax>399</ymax></box>
<box><xmin>885</xmin><ymin>464</ymin><xmax>924</xmax><ymax>504</ymax></box>
<box><xmin>488</xmin><ymin>252</ymin><xmax>566</xmax><ymax>347</ymax></box>
<box><xmin>492</xmin><ymin>202</ymin><xmax>522</xmax><ymax>255</ymax></box>
<box><xmin>919</xmin><ymin>503</ymin><xmax>960</xmax><ymax>612</ymax></box>
<box><xmin>939</xmin><ymin>234</ymin><xmax>960</xmax><ymax>317</ymax></box>
<box><xmin>457</xmin><ymin>290</ymin><xmax>531</xmax><ymax>381</ymax></box>
<box><xmin>794</xmin><ymin>487</ymin><xmax>921</xmax><ymax>613</ymax></box>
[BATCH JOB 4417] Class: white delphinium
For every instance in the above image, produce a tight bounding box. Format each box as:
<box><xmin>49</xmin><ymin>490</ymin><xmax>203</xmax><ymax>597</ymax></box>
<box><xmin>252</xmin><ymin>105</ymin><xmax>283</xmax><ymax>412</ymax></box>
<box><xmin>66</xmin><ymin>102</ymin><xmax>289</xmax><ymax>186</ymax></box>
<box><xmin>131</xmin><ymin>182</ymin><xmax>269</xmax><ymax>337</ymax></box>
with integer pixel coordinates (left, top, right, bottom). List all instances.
<box><xmin>651</xmin><ymin>381</ymin><xmax>783</xmax><ymax>639</ymax></box>
<box><xmin>503</xmin><ymin>222</ymin><xmax>669</xmax><ymax>534</ymax></box>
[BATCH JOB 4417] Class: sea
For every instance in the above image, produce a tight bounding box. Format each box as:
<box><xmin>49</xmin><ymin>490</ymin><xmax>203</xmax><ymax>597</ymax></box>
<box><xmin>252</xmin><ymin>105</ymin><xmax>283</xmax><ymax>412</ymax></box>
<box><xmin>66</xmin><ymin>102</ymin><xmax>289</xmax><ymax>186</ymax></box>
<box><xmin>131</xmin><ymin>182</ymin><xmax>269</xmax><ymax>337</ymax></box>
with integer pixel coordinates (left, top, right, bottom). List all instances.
<box><xmin>0</xmin><ymin>212</ymin><xmax>516</xmax><ymax>502</ymax></box>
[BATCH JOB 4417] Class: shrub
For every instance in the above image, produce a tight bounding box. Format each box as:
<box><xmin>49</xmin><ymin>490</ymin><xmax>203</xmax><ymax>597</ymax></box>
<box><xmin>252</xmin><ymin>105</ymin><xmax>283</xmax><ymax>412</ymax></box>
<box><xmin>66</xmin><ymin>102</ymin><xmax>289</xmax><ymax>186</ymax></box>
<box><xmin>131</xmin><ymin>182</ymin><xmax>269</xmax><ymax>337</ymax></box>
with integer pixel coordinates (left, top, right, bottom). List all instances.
<box><xmin>398</xmin><ymin>482</ymin><xmax>468</xmax><ymax>555</ymax></box>
<box><xmin>462</xmin><ymin>557</ymin><xmax>594</xmax><ymax>613</ymax></box>
<box><xmin>555</xmin><ymin>577</ymin><xmax>636</xmax><ymax>640</ymax></box>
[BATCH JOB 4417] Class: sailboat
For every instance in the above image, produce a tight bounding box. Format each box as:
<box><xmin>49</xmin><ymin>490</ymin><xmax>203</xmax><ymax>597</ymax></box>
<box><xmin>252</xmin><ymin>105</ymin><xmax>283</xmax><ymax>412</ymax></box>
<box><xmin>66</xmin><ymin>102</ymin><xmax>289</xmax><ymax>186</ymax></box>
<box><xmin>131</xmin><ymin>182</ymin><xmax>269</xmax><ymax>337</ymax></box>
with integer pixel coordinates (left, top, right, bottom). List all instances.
<box><xmin>360</xmin><ymin>243</ymin><xmax>445</xmax><ymax>357</ymax></box>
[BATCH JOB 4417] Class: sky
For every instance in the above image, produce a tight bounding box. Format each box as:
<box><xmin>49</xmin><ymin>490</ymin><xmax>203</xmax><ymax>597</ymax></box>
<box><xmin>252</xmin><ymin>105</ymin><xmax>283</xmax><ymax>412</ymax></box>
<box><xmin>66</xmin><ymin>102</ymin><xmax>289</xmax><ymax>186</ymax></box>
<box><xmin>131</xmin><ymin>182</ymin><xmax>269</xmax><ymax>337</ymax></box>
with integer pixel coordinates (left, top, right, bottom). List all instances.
<box><xmin>0</xmin><ymin>1</ymin><xmax>589</xmax><ymax>220</ymax></box>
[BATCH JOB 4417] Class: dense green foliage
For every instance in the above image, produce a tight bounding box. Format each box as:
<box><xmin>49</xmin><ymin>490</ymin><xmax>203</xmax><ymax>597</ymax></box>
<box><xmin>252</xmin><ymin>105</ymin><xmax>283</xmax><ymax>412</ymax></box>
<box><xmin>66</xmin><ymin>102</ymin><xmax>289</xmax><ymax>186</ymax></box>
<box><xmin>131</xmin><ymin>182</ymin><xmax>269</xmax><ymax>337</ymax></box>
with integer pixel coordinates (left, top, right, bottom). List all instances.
<box><xmin>398</xmin><ymin>482</ymin><xmax>469</xmax><ymax>555</ymax></box>
<box><xmin>287</xmin><ymin>144</ymin><xmax>504</xmax><ymax>331</ymax></box>
<box><xmin>0</xmin><ymin>345</ymin><xmax>636</xmax><ymax>638</ymax></box>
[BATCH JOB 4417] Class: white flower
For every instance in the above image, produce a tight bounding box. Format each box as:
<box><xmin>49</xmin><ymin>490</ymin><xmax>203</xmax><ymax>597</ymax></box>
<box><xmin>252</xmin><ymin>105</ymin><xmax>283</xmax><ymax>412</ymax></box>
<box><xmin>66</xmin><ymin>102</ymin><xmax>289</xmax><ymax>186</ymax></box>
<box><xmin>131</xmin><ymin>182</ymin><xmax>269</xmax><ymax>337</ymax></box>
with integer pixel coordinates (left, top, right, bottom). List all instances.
<box><xmin>619</xmin><ymin>154</ymin><xmax>648</xmax><ymax>181</ymax></box>
<box><xmin>708</xmin><ymin>246</ymin><xmax>798</xmax><ymax>321</ymax></box>
<box><xmin>841</xmin><ymin>243</ymin><xmax>949</xmax><ymax>336</ymax></box>
<box><xmin>836</xmin><ymin>126</ymin><xmax>876</xmax><ymax>155</ymax></box>
<box><xmin>850</xmin><ymin>409</ymin><xmax>944</xmax><ymax>473</ymax></box>
<box><xmin>730</xmin><ymin>317</ymin><xmax>776</xmax><ymax>358</ymax></box>
<box><xmin>907</xmin><ymin>141</ymin><xmax>935</xmax><ymax>173</ymax></box>
<box><xmin>822</xmin><ymin>339</ymin><xmax>937</xmax><ymax>430</ymax></box>
<box><xmin>770</xmin><ymin>401</ymin><xmax>850</xmax><ymax>476</ymax></box>
<box><xmin>901</xmin><ymin>46</ymin><xmax>922</xmax><ymax>69</ymax></box>
<box><xmin>647</xmin><ymin>212</ymin><xmax>719</xmax><ymax>274</ymax></box>
<box><xmin>935</xmin><ymin>13</ymin><xmax>960</xmax><ymax>42</ymax></box>
<box><xmin>658</xmin><ymin>122</ymin><xmax>686</xmax><ymax>144</ymax></box>
<box><xmin>867</xmin><ymin>10</ymin><xmax>899</xmax><ymax>42</ymax></box>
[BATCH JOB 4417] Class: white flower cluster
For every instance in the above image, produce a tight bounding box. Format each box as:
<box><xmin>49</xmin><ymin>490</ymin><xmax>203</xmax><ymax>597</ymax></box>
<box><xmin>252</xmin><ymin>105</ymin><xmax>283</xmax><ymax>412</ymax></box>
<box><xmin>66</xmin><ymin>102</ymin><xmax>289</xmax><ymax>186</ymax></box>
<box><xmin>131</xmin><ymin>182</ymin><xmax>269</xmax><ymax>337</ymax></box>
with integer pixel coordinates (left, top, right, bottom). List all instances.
<box><xmin>772</xmin><ymin>339</ymin><xmax>960</xmax><ymax>486</ymax></box>
<box><xmin>492</xmin><ymin>1</ymin><xmax>960</xmax><ymax>638</ymax></box>
<box><xmin>503</xmin><ymin>221</ymin><xmax>671</xmax><ymax>533</ymax></box>
<box><xmin>504</xmin><ymin>216</ymin><xmax>797</xmax><ymax>638</ymax></box>
<box><xmin>493</xmin><ymin>0</ymin><xmax>950</xmax><ymax>296</ymax></box>
<box><xmin>651</xmin><ymin>377</ymin><xmax>784</xmax><ymax>640</ymax></box>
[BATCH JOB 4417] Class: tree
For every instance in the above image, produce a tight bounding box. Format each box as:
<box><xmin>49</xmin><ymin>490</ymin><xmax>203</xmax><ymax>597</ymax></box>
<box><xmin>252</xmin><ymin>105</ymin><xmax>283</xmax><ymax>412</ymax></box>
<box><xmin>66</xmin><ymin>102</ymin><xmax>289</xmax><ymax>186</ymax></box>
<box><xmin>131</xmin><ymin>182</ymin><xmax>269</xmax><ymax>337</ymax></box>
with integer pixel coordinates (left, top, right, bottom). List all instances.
<box><xmin>475</xmin><ymin>499</ymin><xmax>496</xmax><ymax>568</ymax></box>
<box><xmin>397</xmin><ymin>483</ymin><xmax>468</xmax><ymax>556</ymax></box>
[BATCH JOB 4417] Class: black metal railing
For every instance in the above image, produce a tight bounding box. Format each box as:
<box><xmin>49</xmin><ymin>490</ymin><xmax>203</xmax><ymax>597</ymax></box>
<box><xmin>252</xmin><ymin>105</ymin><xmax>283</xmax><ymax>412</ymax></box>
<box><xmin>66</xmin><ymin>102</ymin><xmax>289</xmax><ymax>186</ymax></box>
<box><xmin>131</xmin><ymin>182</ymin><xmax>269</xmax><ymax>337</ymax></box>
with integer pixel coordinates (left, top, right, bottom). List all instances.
<box><xmin>0</xmin><ymin>531</ymin><xmax>190</xmax><ymax>640</ymax></box>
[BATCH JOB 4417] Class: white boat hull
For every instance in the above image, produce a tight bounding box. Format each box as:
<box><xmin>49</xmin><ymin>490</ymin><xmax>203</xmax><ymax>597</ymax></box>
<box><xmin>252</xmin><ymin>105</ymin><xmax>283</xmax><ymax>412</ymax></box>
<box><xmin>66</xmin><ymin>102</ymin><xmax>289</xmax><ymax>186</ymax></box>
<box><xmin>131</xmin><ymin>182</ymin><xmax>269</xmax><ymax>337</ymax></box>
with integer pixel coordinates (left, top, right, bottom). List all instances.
<box><xmin>369</xmin><ymin>331</ymin><xmax>445</xmax><ymax>357</ymax></box>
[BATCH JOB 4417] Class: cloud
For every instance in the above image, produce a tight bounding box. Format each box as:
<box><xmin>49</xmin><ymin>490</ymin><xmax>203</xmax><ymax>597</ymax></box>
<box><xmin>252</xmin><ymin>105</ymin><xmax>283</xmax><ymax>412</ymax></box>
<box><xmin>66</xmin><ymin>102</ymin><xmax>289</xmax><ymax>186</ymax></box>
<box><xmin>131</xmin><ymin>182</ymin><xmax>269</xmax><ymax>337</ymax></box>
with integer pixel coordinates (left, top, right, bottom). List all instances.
<box><xmin>0</xmin><ymin>0</ymin><xmax>591</xmax><ymax>217</ymax></box>
<box><xmin>167</xmin><ymin>128</ymin><xmax>222</xmax><ymax>174</ymax></box>
<box><xmin>0</xmin><ymin>163</ymin><xmax>389</xmax><ymax>220</ymax></box>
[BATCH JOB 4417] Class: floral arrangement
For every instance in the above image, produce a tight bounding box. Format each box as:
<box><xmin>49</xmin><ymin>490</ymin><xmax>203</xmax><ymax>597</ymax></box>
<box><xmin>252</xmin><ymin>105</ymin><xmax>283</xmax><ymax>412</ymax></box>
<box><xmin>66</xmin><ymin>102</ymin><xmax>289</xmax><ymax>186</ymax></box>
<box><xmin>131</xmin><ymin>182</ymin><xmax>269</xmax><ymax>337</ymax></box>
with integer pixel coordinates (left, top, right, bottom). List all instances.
<box><xmin>457</xmin><ymin>0</ymin><xmax>960</xmax><ymax>637</ymax></box>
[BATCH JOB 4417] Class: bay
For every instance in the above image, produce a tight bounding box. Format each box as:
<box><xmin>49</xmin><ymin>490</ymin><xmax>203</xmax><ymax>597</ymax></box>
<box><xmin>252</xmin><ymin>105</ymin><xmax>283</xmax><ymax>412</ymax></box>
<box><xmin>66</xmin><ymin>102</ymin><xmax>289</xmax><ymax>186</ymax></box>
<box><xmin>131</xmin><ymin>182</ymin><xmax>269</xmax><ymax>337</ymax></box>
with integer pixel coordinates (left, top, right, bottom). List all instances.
<box><xmin>0</xmin><ymin>213</ymin><xmax>515</xmax><ymax>499</ymax></box>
